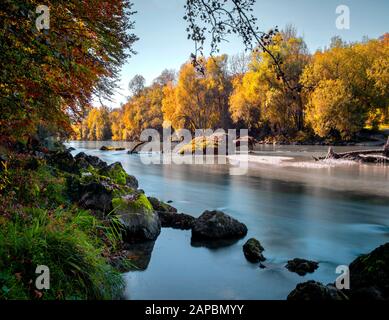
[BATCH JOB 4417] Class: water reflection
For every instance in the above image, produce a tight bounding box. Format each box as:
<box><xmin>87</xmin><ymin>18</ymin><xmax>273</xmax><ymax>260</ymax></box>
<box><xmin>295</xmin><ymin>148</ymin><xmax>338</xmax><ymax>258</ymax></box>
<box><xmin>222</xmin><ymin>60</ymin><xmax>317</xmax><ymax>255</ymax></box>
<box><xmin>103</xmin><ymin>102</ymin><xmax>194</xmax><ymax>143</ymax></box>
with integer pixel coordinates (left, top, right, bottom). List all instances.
<box><xmin>123</xmin><ymin>241</ymin><xmax>156</xmax><ymax>271</ymax></box>
<box><xmin>191</xmin><ymin>237</ymin><xmax>240</xmax><ymax>249</ymax></box>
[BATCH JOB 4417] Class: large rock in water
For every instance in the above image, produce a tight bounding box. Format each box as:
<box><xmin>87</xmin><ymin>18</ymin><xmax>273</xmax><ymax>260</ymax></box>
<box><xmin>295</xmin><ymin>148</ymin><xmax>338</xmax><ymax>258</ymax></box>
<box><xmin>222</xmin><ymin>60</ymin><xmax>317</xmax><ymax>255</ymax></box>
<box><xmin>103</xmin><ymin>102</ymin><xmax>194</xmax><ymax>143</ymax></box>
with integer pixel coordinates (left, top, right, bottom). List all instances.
<box><xmin>243</xmin><ymin>238</ymin><xmax>265</xmax><ymax>263</ymax></box>
<box><xmin>113</xmin><ymin>193</ymin><xmax>161</xmax><ymax>243</ymax></box>
<box><xmin>148</xmin><ymin>197</ymin><xmax>195</xmax><ymax>230</ymax></box>
<box><xmin>287</xmin><ymin>281</ymin><xmax>349</xmax><ymax>301</ymax></box>
<box><xmin>192</xmin><ymin>210</ymin><xmax>247</xmax><ymax>240</ymax></box>
<box><xmin>348</xmin><ymin>242</ymin><xmax>389</xmax><ymax>300</ymax></box>
<box><xmin>286</xmin><ymin>258</ymin><xmax>319</xmax><ymax>276</ymax></box>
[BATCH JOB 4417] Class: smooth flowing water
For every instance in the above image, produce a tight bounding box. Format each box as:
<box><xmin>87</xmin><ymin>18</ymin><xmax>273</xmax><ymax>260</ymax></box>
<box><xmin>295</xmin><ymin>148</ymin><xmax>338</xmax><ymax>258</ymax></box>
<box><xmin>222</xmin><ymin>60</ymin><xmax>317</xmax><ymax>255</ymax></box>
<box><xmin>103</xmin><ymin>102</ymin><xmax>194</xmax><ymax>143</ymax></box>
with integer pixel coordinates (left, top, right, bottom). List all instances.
<box><xmin>67</xmin><ymin>141</ymin><xmax>389</xmax><ymax>300</ymax></box>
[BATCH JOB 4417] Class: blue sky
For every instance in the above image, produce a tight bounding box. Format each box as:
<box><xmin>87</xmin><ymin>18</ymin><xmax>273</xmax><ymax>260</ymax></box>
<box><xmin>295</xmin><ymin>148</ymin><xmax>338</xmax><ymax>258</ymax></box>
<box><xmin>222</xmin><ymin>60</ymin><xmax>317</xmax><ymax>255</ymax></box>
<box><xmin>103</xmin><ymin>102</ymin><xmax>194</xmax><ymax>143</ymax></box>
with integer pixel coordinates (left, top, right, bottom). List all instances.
<box><xmin>106</xmin><ymin>0</ymin><xmax>389</xmax><ymax>107</ymax></box>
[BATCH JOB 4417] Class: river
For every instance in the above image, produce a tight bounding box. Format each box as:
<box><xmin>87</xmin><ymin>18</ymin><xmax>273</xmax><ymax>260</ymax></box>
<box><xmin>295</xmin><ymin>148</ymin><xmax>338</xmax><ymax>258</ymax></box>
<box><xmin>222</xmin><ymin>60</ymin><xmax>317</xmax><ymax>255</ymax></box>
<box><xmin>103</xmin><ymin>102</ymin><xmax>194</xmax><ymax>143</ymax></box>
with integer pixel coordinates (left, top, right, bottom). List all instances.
<box><xmin>66</xmin><ymin>141</ymin><xmax>389</xmax><ymax>300</ymax></box>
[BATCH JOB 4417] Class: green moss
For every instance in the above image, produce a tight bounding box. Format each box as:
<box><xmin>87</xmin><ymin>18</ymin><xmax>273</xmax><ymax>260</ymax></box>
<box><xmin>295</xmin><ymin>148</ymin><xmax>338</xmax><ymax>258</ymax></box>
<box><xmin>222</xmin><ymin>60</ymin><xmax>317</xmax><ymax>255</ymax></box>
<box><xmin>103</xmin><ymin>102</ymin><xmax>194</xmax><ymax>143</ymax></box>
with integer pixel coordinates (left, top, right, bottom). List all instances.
<box><xmin>112</xmin><ymin>194</ymin><xmax>153</xmax><ymax>216</ymax></box>
<box><xmin>99</xmin><ymin>163</ymin><xmax>128</xmax><ymax>185</ymax></box>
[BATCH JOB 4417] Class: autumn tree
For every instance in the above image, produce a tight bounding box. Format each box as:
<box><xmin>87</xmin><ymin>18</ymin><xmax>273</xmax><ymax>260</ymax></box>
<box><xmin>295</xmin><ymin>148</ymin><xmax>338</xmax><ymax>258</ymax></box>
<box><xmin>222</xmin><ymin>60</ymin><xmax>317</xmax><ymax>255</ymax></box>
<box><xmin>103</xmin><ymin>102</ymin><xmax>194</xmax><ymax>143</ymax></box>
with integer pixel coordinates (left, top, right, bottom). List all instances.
<box><xmin>302</xmin><ymin>36</ymin><xmax>389</xmax><ymax>138</ymax></box>
<box><xmin>81</xmin><ymin>106</ymin><xmax>112</xmax><ymax>141</ymax></box>
<box><xmin>0</xmin><ymin>0</ymin><xmax>137</xmax><ymax>141</ymax></box>
<box><xmin>162</xmin><ymin>55</ymin><xmax>232</xmax><ymax>132</ymax></box>
<box><xmin>229</xmin><ymin>27</ymin><xmax>310</xmax><ymax>135</ymax></box>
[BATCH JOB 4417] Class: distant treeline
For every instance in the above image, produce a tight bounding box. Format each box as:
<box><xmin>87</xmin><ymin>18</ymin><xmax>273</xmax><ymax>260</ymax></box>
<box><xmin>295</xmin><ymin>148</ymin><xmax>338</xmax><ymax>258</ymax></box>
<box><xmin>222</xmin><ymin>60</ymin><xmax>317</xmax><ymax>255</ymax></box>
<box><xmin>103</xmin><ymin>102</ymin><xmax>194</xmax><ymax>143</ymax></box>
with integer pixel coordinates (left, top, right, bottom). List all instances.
<box><xmin>74</xmin><ymin>28</ymin><xmax>389</xmax><ymax>142</ymax></box>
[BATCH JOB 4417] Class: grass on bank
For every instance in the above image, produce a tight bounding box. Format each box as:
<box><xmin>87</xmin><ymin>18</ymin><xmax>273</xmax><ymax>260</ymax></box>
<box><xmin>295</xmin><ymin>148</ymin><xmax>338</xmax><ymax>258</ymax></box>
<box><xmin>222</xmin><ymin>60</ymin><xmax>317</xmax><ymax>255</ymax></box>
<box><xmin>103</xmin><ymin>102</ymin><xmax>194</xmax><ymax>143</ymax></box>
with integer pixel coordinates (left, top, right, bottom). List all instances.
<box><xmin>0</xmin><ymin>152</ymin><xmax>125</xmax><ymax>300</ymax></box>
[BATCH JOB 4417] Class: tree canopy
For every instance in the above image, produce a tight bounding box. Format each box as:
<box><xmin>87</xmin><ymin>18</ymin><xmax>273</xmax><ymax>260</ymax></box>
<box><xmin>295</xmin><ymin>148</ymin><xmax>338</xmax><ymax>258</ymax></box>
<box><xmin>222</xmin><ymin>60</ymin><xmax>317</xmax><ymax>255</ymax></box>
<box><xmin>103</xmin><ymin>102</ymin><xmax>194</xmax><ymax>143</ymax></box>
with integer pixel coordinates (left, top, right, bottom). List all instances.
<box><xmin>0</xmin><ymin>0</ymin><xmax>137</xmax><ymax>140</ymax></box>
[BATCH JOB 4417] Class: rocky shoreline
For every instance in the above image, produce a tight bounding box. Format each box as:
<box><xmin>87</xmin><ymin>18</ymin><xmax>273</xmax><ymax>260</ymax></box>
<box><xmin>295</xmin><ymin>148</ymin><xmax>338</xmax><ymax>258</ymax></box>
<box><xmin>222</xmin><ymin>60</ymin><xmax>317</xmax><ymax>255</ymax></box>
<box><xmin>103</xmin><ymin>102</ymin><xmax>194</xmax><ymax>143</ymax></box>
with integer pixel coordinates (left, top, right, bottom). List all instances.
<box><xmin>50</xmin><ymin>147</ymin><xmax>389</xmax><ymax>300</ymax></box>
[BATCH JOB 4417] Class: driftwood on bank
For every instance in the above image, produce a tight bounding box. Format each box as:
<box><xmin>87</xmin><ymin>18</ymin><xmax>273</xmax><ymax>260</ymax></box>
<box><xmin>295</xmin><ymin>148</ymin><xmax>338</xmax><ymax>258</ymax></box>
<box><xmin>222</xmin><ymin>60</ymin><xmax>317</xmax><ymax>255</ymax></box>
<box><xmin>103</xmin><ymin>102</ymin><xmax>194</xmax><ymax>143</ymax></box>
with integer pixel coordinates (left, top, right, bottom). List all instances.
<box><xmin>314</xmin><ymin>137</ymin><xmax>389</xmax><ymax>164</ymax></box>
<box><xmin>127</xmin><ymin>141</ymin><xmax>147</xmax><ymax>154</ymax></box>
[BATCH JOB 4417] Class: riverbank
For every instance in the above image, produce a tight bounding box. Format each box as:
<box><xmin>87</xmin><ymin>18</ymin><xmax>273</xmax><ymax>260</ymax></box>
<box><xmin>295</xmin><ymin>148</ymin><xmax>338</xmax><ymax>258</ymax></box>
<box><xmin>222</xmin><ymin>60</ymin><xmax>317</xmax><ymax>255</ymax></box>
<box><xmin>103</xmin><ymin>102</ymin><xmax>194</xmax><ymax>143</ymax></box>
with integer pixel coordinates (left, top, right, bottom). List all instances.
<box><xmin>0</xmin><ymin>141</ymin><xmax>170</xmax><ymax>299</ymax></box>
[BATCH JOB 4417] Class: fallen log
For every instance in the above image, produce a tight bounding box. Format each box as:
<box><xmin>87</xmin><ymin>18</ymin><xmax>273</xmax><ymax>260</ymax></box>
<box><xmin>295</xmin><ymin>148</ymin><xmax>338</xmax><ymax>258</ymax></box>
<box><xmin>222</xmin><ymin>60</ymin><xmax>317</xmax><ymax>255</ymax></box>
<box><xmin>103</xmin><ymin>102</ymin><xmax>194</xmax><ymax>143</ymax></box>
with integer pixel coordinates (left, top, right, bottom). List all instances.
<box><xmin>128</xmin><ymin>141</ymin><xmax>147</xmax><ymax>154</ymax></box>
<box><xmin>316</xmin><ymin>137</ymin><xmax>389</xmax><ymax>164</ymax></box>
<box><xmin>358</xmin><ymin>154</ymin><xmax>389</xmax><ymax>163</ymax></box>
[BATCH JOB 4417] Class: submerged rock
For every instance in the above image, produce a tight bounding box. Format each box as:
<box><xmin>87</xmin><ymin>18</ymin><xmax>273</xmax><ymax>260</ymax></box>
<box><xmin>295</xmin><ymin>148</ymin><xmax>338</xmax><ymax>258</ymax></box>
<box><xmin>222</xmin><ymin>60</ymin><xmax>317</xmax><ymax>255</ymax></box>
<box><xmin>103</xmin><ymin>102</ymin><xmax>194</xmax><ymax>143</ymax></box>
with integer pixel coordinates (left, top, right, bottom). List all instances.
<box><xmin>287</xmin><ymin>281</ymin><xmax>349</xmax><ymax>301</ymax></box>
<box><xmin>113</xmin><ymin>193</ymin><xmax>161</xmax><ymax>243</ymax></box>
<box><xmin>243</xmin><ymin>238</ymin><xmax>265</xmax><ymax>263</ymax></box>
<box><xmin>286</xmin><ymin>258</ymin><xmax>319</xmax><ymax>276</ymax></box>
<box><xmin>192</xmin><ymin>210</ymin><xmax>247</xmax><ymax>240</ymax></box>
<box><xmin>348</xmin><ymin>242</ymin><xmax>389</xmax><ymax>300</ymax></box>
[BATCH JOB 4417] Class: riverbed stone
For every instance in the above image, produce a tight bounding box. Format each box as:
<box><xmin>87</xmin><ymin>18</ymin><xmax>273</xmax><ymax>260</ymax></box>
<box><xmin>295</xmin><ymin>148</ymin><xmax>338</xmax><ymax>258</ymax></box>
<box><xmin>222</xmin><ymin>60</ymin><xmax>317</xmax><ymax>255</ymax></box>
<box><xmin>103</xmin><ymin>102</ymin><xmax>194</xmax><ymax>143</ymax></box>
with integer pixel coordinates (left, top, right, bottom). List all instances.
<box><xmin>192</xmin><ymin>210</ymin><xmax>248</xmax><ymax>240</ymax></box>
<box><xmin>286</xmin><ymin>258</ymin><xmax>319</xmax><ymax>276</ymax></box>
<box><xmin>243</xmin><ymin>238</ymin><xmax>266</xmax><ymax>263</ymax></box>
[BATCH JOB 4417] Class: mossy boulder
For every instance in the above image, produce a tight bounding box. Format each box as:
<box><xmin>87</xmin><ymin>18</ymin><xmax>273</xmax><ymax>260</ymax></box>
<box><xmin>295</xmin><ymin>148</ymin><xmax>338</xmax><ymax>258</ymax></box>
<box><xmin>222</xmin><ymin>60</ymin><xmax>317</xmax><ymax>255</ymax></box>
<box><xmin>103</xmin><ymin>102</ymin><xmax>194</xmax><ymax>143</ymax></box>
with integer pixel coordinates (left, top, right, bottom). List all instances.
<box><xmin>74</xmin><ymin>152</ymin><xmax>108</xmax><ymax>170</ymax></box>
<box><xmin>243</xmin><ymin>238</ymin><xmax>265</xmax><ymax>263</ymax></box>
<box><xmin>77</xmin><ymin>180</ymin><xmax>114</xmax><ymax>213</ymax></box>
<box><xmin>99</xmin><ymin>162</ymin><xmax>138</xmax><ymax>189</ymax></box>
<box><xmin>287</xmin><ymin>281</ymin><xmax>349</xmax><ymax>301</ymax></box>
<box><xmin>178</xmin><ymin>136</ymin><xmax>220</xmax><ymax>155</ymax></box>
<box><xmin>148</xmin><ymin>197</ymin><xmax>177</xmax><ymax>213</ymax></box>
<box><xmin>47</xmin><ymin>150</ymin><xmax>78</xmax><ymax>173</ymax></box>
<box><xmin>286</xmin><ymin>258</ymin><xmax>319</xmax><ymax>276</ymax></box>
<box><xmin>192</xmin><ymin>210</ymin><xmax>248</xmax><ymax>240</ymax></box>
<box><xmin>348</xmin><ymin>242</ymin><xmax>389</xmax><ymax>300</ymax></box>
<box><xmin>113</xmin><ymin>193</ymin><xmax>161</xmax><ymax>243</ymax></box>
